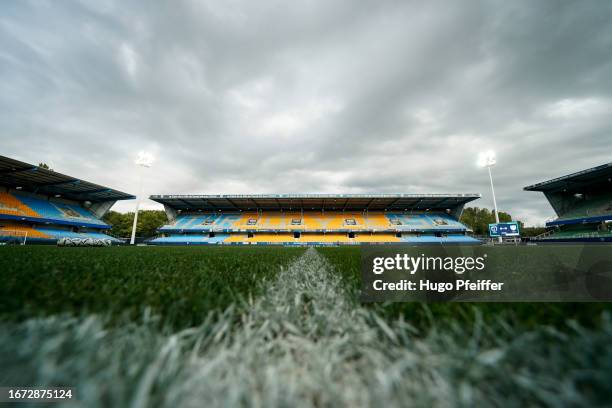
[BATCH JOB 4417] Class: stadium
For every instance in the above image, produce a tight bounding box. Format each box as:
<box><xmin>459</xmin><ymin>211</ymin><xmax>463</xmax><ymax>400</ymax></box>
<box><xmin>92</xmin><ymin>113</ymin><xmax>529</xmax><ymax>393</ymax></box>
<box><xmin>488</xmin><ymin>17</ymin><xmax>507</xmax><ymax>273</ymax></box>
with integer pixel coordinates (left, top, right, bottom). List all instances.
<box><xmin>149</xmin><ymin>193</ymin><xmax>481</xmax><ymax>245</ymax></box>
<box><xmin>2</xmin><ymin>161</ymin><xmax>612</xmax><ymax>406</ymax></box>
<box><xmin>0</xmin><ymin>155</ymin><xmax>134</xmax><ymax>245</ymax></box>
<box><xmin>525</xmin><ymin>162</ymin><xmax>612</xmax><ymax>242</ymax></box>
<box><xmin>5</xmin><ymin>152</ymin><xmax>612</xmax><ymax>247</ymax></box>
<box><xmin>2</xmin><ymin>2</ymin><xmax>612</xmax><ymax>406</ymax></box>
<box><xmin>0</xmin><ymin>154</ymin><xmax>483</xmax><ymax>246</ymax></box>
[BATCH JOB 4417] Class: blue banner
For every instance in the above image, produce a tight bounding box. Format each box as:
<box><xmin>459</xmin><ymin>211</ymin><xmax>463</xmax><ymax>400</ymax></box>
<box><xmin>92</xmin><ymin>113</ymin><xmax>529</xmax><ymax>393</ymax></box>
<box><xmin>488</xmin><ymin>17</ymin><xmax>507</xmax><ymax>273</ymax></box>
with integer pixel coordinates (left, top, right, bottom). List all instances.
<box><xmin>489</xmin><ymin>222</ymin><xmax>520</xmax><ymax>237</ymax></box>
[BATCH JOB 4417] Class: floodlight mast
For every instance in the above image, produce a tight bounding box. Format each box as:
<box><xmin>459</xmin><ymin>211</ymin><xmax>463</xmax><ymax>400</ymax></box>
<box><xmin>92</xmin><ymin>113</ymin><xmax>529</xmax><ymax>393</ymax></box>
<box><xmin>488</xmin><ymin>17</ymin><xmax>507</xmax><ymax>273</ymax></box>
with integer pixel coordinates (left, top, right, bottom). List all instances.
<box><xmin>487</xmin><ymin>166</ymin><xmax>500</xmax><ymax>224</ymax></box>
<box><xmin>130</xmin><ymin>152</ymin><xmax>154</xmax><ymax>245</ymax></box>
<box><xmin>478</xmin><ymin>151</ymin><xmax>502</xmax><ymax>243</ymax></box>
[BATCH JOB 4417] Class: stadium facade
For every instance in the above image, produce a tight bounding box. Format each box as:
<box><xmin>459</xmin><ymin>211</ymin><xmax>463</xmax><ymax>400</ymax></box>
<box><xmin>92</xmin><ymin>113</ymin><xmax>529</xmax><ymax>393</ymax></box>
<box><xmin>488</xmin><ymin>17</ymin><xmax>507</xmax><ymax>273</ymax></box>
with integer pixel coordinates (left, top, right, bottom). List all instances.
<box><xmin>149</xmin><ymin>193</ymin><xmax>481</xmax><ymax>245</ymax></box>
<box><xmin>525</xmin><ymin>162</ymin><xmax>612</xmax><ymax>242</ymax></box>
<box><xmin>0</xmin><ymin>155</ymin><xmax>134</xmax><ymax>244</ymax></box>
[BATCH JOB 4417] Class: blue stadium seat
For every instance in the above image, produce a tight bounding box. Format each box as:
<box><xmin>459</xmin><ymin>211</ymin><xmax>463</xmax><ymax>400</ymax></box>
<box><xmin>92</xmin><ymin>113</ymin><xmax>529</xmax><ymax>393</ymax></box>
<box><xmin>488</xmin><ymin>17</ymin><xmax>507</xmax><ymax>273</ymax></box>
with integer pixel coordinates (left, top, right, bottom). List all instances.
<box><xmin>386</xmin><ymin>213</ymin><xmax>466</xmax><ymax>231</ymax></box>
<box><xmin>159</xmin><ymin>213</ymin><xmax>241</xmax><ymax>231</ymax></box>
<box><xmin>150</xmin><ymin>234</ymin><xmax>229</xmax><ymax>244</ymax></box>
<box><xmin>11</xmin><ymin>193</ymin><xmax>107</xmax><ymax>228</ymax></box>
<box><xmin>36</xmin><ymin>228</ymin><xmax>121</xmax><ymax>241</ymax></box>
<box><xmin>400</xmin><ymin>234</ymin><xmax>480</xmax><ymax>244</ymax></box>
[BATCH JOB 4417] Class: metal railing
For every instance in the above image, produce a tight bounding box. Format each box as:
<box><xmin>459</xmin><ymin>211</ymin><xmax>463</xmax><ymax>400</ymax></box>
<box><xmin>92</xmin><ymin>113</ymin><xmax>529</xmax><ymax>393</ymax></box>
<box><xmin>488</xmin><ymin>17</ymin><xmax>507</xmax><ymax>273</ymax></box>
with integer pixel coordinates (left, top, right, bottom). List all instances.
<box><xmin>534</xmin><ymin>229</ymin><xmax>555</xmax><ymax>240</ymax></box>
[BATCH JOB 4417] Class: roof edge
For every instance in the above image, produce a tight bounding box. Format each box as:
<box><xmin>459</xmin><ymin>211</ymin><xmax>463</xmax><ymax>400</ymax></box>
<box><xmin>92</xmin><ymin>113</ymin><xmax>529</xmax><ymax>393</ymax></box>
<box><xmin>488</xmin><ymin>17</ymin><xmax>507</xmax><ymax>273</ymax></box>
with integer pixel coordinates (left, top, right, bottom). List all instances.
<box><xmin>524</xmin><ymin>162</ymin><xmax>612</xmax><ymax>191</ymax></box>
<box><xmin>151</xmin><ymin>193</ymin><xmax>481</xmax><ymax>200</ymax></box>
<box><xmin>0</xmin><ymin>155</ymin><xmax>135</xmax><ymax>201</ymax></box>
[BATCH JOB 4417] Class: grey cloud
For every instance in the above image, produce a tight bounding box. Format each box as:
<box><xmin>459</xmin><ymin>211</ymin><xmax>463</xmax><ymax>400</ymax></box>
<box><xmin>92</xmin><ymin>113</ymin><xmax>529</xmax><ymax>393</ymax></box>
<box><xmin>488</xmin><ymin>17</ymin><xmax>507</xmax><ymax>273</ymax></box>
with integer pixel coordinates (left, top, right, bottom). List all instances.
<box><xmin>1</xmin><ymin>0</ymin><xmax>611</xmax><ymax>225</ymax></box>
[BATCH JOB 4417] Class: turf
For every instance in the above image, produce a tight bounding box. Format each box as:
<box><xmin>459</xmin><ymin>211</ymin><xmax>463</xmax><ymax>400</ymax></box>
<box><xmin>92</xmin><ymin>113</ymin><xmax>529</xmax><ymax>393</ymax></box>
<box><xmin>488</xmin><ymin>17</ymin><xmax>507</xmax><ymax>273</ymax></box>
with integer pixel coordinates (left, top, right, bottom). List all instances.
<box><xmin>1</xmin><ymin>248</ymin><xmax>611</xmax><ymax>407</ymax></box>
<box><xmin>318</xmin><ymin>246</ymin><xmax>612</xmax><ymax>330</ymax></box>
<box><xmin>0</xmin><ymin>246</ymin><xmax>304</xmax><ymax>328</ymax></box>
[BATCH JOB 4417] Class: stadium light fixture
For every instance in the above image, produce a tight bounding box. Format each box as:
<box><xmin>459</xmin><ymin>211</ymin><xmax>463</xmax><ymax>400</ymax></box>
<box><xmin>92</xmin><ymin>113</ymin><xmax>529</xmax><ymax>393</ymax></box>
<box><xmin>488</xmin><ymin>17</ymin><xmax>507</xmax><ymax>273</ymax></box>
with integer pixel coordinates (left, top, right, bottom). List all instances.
<box><xmin>130</xmin><ymin>151</ymin><xmax>155</xmax><ymax>245</ymax></box>
<box><xmin>135</xmin><ymin>151</ymin><xmax>154</xmax><ymax>168</ymax></box>
<box><xmin>478</xmin><ymin>150</ymin><xmax>502</xmax><ymax>243</ymax></box>
<box><xmin>477</xmin><ymin>150</ymin><xmax>496</xmax><ymax>168</ymax></box>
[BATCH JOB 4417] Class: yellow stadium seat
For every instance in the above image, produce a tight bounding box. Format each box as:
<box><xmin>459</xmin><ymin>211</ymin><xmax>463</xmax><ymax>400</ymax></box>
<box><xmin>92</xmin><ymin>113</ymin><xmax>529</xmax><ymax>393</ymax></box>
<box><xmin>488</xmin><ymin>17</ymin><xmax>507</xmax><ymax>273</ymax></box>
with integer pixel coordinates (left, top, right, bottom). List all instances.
<box><xmin>232</xmin><ymin>212</ymin><xmax>260</xmax><ymax>229</ymax></box>
<box><xmin>355</xmin><ymin>233</ymin><xmax>400</xmax><ymax>242</ymax></box>
<box><xmin>0</xmin><ymin>193</ymin><xmax>39</xmax><ymax>218</ymax></box>
<box><xmin>222</xmin><ymin>231</ymin><xmax>399</xmax><ymax>244</ymax></box>
<box><xmin>227</xmin><ymin>210</ymin><xmax>402</xmax><ymax>231</ymax></box>
<box><xmin>0</xmin><ymin>223</ymin><xmax>50</xmax><ymax>239</ymax></box>
<box><xmin>363</xmin><ymin>212</ymin><xmax>391</xmax><ymax>229</ymax></box>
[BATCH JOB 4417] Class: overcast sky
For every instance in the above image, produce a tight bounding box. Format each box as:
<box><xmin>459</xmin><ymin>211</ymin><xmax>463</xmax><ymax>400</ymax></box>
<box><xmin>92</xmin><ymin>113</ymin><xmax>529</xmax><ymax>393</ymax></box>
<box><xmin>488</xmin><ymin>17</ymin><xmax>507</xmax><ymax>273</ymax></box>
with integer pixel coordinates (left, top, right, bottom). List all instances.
<box><xmin>1</xmin><ymin>1</ymin><xmax>611</xmax><ymax>226</ymax></box>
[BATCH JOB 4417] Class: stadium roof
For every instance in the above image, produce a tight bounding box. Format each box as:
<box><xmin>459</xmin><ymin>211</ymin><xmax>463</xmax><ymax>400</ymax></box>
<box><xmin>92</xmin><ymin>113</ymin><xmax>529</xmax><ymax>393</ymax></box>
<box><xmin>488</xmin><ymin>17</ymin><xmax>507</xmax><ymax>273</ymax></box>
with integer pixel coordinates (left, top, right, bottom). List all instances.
<box><xmin>524</xmin><ymin>162</ymin><xmax>612</xmax><ymax>194</ymax></box>
<box><xmin>150</xmin><ymin>194</ymin><xmax>480</xmax><ymax>212</ymax></box>
<box><xmin>0</xmin><ymin>155</ymin><xmax>135</xmax><ymax>202</ymax></box>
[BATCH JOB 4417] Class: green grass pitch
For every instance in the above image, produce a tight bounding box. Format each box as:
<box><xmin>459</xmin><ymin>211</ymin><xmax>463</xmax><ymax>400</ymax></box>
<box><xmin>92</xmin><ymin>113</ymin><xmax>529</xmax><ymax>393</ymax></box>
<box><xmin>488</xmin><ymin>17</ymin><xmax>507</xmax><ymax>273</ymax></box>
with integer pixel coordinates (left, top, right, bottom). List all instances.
<box><xmin>1</xmin><ymin>245</ymin><xmax>611</xmax><ymax>406</ymax></box>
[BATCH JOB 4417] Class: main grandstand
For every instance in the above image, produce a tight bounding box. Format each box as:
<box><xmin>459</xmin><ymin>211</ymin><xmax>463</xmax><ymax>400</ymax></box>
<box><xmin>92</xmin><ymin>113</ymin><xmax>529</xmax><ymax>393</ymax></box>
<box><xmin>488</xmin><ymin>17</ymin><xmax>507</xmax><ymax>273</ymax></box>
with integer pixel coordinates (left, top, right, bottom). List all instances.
<box><xmin>525</xmin><ymin>162</ymin><xmax>612</xmax><ymax>242</ymax></box>
<box><xmin>0</xmin><ymin>155</ymin><xmax>134</xmax><ymax>244</ymax></box>
<box><xmin>149</xmin><ymin>194</ymin><xmax>481</xmax><ymax>245</ymax></box>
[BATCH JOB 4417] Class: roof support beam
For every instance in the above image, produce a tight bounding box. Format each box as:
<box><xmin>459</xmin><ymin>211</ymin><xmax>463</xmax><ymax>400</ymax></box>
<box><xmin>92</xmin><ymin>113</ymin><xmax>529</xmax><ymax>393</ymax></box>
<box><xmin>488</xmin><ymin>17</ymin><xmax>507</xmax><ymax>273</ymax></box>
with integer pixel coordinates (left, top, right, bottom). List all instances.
<box><xmin>0</xmin><ymin>166</ymin><xmax>37</xmax><ymax>175</ymax></box>
<box><xmin>225</xmin><ymin>197</ymin><xmax>241</xmax><ymax>211</ymax></box>
<box><xmin>72</xmin><ymin>188</ymin><xmax>112</xmax><ymax>195</ymax></box>
<box><xmin>35</xmin><ymin>178</ymin><xmax>80</xmax><ymax>187</ymax></box>
<box><xmin>205</xmin><ymin>199</ymin><xmax>219</xmax><ymax>211</ymax></box>
<box><xmin>179</xmin><ymin>199</ymin><xmax>195</xmax><ymax>210</ymax></box>
<box><xmin>436</xmin><ymin>197</ymin><xmax>450</xmax><ymax>208</ymax></box>
<box><xmin>388</xmin><ymin>197</ymin><xmax>403</xmax><ymax>210</ymax></box>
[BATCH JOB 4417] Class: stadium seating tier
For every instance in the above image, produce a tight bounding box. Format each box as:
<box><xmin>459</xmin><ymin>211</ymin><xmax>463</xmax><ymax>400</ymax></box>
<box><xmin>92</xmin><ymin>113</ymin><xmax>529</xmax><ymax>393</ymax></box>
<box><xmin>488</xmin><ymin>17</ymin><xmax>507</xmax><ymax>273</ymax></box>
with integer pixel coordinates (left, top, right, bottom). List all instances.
<box><xmin>0</xmin><ymin>192</ymin><xmax>108</xmax><ymax>228</ymax></box>
<box><xmin>0</xmin><ymin>223</ymin><xmax>119</xmax><ymax>243</ymax></box>
<box><xmin>159</xmin><ymin>211</ymin><xmax>468</xmax><ymax>232</ymax></box>
<box><xmin>152</xmin><ymin>209</ymin><xmax>478</xmax><ymax>245</ymax></box>
<box><xmin>150</xmin><ymin>232</ymin><xmax>480</xmax><ymax>245</ymax></box>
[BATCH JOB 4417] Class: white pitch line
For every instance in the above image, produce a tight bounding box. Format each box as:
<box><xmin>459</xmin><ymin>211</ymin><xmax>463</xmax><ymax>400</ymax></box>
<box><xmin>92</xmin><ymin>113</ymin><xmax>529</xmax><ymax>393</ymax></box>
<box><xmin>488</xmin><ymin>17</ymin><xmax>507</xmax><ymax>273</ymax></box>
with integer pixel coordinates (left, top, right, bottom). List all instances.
<box><xmin>167</xmin><ymin>247</ymin><xmax>389</xmax><ymax>407</ymax></box>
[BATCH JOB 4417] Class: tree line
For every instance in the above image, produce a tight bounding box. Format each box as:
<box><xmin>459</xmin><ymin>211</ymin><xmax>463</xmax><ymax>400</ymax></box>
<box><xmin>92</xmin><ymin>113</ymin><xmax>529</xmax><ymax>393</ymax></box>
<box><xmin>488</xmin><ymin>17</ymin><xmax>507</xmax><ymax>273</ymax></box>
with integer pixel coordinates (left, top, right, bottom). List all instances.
<box><xmin>459</xmin><ymin>207</ymin><xmax>545</xmax><ymax>237</ymax></box>
<box><xmin>102</xmin><ymin>210</ymin><xmax>167</xmax><ymax>240</ymax></box>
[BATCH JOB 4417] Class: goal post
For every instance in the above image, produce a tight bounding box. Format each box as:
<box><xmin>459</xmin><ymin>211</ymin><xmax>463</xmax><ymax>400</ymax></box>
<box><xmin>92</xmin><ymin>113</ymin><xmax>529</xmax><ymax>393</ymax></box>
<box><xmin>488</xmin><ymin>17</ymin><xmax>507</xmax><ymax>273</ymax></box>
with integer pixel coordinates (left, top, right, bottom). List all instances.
<box><xmin>1</xmin><ymin>229</ymin><xmax>28</xmax><ymax>245</ymax></box>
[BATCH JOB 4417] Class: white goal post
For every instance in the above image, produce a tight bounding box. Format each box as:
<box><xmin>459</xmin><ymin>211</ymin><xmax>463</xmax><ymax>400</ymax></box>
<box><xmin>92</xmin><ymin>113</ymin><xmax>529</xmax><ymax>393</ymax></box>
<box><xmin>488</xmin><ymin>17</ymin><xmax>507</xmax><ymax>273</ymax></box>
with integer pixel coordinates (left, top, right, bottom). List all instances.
<box><xmin>0</xmin><ymin>229</ymin><xmax>29</xmax><ymax>245</ymax></box>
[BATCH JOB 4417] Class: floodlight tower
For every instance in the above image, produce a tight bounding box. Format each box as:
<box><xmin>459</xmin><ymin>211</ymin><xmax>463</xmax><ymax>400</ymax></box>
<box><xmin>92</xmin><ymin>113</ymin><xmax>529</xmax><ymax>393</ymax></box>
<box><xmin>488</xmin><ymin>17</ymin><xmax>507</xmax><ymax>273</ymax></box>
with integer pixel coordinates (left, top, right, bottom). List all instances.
<box><xmin>478</xmin><ymin>150</ymin><xmax>502</xmax><ymax>243</ymax></box>
<box><xmin>130</xmin><ymin>152</ymin><xmax>154</xmax><ymax>245</ymax></box>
